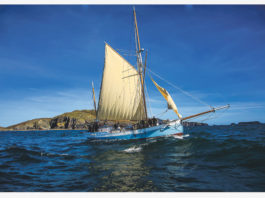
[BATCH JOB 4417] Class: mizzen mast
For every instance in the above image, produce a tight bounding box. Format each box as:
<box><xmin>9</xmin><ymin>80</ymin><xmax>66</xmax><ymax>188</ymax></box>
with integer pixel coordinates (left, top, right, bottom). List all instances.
<box><xmin>133</xmin><ymin>7</ymin><xmax>148</xmax><ymax>120</ymax></box>
<box><xmin>92</xmin><ymin>81</ymin><xmax>97</xmax><ymax>116</ymax></box>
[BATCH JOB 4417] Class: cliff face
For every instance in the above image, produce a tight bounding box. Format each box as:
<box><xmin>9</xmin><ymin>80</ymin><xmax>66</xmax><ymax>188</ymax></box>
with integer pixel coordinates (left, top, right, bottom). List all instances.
<box><xmin>3</xmin><ymin>110</ymin><xmax>96</xmax><ymax>131</ymax></box>
<box><xmin>5</xmin><ymin>118</ymin><xmax>51</xmax><ymax>131</ymax></box>
<box><xmin>49</xmin><ymin>110</ymin><xmax>96</xmax><ymax>129</ymax></box>
<box><xmin>1</xmin><ymin>109</ymin><xmax>211</xmax><ymax>131</ymax></box>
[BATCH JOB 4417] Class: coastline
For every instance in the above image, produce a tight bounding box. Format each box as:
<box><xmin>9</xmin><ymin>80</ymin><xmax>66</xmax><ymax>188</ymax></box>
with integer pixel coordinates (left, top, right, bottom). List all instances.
<box><xmin>0</xmin><ymin>120</ymin><xmax>263</xmax><ymax>132</ymax></box>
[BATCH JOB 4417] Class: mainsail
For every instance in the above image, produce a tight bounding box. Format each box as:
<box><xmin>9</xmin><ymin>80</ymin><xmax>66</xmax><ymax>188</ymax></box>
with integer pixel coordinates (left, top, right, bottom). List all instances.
<box><xmin>97</xmin><ymin>43</ymin><xmax>146</xmax><ymax>121</ymax></box>
<box><xmin>151</xmin><ymin>78</ymin><xmax>182</xmax><ymax>119</ymax></box>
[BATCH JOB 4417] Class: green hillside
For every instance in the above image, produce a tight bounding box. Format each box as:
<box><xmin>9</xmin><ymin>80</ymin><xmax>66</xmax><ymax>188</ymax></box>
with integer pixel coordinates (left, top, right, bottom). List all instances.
<box><xmin>3</xmin><ymin>110</ymin><xmax>96</xmax><ymax>131</ymax></box>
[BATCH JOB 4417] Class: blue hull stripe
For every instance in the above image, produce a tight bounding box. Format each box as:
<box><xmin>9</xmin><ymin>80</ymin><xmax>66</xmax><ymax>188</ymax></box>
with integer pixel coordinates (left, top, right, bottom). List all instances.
<box><xmin>87</xmin><ymin>122</ymin><xmax>183</xmax><ymax>140</ymax></box>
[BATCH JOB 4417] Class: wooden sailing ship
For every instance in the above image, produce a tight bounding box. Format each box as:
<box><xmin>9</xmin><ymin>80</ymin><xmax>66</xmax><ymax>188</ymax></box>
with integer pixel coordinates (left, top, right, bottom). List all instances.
<box><xmin>86</xmin><ymin>8</ymin><xmax>229</xmax><ymax>140</ymax></box>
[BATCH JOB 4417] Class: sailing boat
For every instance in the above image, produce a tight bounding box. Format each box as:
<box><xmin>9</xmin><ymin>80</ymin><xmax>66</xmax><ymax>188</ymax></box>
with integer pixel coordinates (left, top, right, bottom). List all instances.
<box><xmin>87</xmin><ymin>8</ymin><xmax>229</xmax><ymax>140</ymax></box>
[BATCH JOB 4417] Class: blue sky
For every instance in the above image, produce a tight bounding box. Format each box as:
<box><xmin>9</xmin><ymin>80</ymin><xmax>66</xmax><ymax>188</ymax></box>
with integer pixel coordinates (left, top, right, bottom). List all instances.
<box><xmin>0</xmin><ymin>5</ymin><xmax>265</xmax><ymax>127</ymax></box>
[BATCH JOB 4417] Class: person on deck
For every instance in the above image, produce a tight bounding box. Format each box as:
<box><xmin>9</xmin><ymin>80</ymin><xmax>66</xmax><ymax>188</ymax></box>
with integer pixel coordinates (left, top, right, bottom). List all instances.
<box><xmin>152</xmin><ymin>117</ymin><xmax>157</xmax><ymax>126</ymax></box>
<box><xmin>148</xmin><ymin>119</ymin><xmax>153</xmax><ymax>127</ymax></box>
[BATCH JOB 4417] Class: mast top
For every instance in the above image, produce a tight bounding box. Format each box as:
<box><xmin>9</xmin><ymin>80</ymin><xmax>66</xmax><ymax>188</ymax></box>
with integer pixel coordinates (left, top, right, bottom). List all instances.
<box><xmin>133</xmin><ymin>7</ymin><xmax>141</xmax><ymax>53</ymax></box>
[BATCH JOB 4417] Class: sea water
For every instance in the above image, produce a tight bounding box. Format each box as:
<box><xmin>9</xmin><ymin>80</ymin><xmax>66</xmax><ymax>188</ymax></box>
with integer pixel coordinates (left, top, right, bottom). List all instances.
<box><xmin>0</xmin><ymin>124</ymin><xmax>264</xmax><ymax>192</ymax></box>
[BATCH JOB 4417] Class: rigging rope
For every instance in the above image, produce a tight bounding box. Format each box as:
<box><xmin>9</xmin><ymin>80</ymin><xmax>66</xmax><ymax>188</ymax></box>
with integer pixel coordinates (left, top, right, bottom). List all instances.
<box><xmin>88</xmin><ymin>86</ymin><xmax>94</xmax><ymax>110</ymax></box>
<box><xmin>146</xmin><ymin>68</ymin><xmax>212</xmax><ymax>109</ymax></box>
<box><xmin>203</xmin><ymin>107</ymin><xmax>229</xmax><ymax>122</ymax></box>
<box><xmin>116</xmin><ymin>49</ymin><xmax>137</xmax><ymax>57</ymax></box>
<box><xmin>154</xmin><ymin>109</ymin><xmax>168</xmax><ymax>117</ymax></box>
<box><xmin>184</xmin><ymin>106</ymin><xmax>229</xmax><ymax>123</ymax></box>
<box><xmin>144</xmin><ymin>79</ymin><xmax>153</xmax><ymax>117</ymax></box>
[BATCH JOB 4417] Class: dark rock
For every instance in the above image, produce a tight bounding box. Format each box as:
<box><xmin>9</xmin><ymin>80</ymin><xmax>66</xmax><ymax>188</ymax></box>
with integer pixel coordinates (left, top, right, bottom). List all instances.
<box><xmin>33</xmin><ymin>121</ymin><xmax>40</xmax><ymax>129</ymax></box>
<box><xmin>70</xmin><ymin>118</ymin><xmax>77</xmax><ymax>129</ymax></box>
<box><xmin>50</xmin><ymin>118</ymin><xmax>58</xmax><ymax>129</ymax></box>
<box><xmin>182</xmin><ymin>121</ymin><xmax>208</xmax><ymax>127</ymax></box>
<box><xmin>238</xmin><ymin>121</ymin><xmax>261</xmax><ymax>125</ymax></box>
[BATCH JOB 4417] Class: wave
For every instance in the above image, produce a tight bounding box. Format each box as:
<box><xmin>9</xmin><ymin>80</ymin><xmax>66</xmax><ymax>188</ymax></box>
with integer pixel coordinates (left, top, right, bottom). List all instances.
<box><xmin>0</xmin><ymin>124</ymin><xmax>264</xmax><ymax>192</ymax></box>
<box><xmin>124</xmin><ymin>146</ymin><xmax>142</xmax><ymax>153</ymax></box>
<box><xmin>173</xmin><ymin>134</ymin><xmax>190</xmax><ymax>139</ymax></box>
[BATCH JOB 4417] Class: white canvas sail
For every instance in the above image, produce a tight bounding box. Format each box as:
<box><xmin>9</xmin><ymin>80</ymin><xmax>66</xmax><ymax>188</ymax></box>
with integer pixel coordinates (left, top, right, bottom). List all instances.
<box><xmin>97</xmin><ymin>43</ymin><xmax>146</xmax><ymax>121</ymax></box>
<box><xmin>151</xmin><ymin>78</ymin><xmax>182</xmax><ymax>119</ymax></box>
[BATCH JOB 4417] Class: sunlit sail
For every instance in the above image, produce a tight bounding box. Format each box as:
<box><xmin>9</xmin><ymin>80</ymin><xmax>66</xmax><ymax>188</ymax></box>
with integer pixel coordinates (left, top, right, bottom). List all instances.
<box><xmin>97</xmin><ymin>43</ymin><xmax>145</xmax><ymax>121</ymax></box>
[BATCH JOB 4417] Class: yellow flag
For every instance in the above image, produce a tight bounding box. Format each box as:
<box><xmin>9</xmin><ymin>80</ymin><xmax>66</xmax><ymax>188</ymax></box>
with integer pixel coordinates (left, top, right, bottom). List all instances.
<box><xmin>151</xmin><ymin>78</ymin><xmax>182</xmax><ymax>119</ymax></box>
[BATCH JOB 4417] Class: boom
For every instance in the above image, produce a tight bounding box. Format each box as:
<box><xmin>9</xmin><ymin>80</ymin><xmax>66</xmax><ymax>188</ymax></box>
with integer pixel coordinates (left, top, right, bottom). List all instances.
<box><xmin>181</xmin><ymin>104</ymin><xmax>230</xmax><ymax>121</ymax></box>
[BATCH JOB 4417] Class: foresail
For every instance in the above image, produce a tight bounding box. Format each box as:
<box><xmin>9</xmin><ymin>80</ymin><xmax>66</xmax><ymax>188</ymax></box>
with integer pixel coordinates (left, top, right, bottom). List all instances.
<box><xmin>97</xmin><ymin>43</ymin><xmax>146</xmax><ymax>121</ymax></box>
<box><xmin>151</xmin><ymin>78</ymin><xmax>182</xmax><ymax>119</ymax></box>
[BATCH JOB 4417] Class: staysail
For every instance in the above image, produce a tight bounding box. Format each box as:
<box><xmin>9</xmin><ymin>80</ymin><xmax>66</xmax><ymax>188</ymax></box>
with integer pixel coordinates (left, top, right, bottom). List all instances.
<box><xmin>151</xmin><ymin>78</ymin><xmax>182</xmax><ymax>119</ymax></box>
<box><xmin>97</xmin><ymin>43</ymin><xmax>146</xmax><ymax>121</ymax></box>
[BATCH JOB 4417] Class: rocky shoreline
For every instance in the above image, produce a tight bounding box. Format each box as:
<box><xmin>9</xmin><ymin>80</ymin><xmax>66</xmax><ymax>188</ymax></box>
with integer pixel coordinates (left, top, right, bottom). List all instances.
<box><xmin>1</xmin><ymin>110</ymin><xmax>96</xmax><ymax>131</ymax></box>
<box><xmin>182</xmin><ymin>121</ymin><xmax>208</xmax><ymax>127</ymax></box>
<box><xmin>0</xmin><ymin>110</ymin><xmax>263</xmax><ymax>131</ymax></box>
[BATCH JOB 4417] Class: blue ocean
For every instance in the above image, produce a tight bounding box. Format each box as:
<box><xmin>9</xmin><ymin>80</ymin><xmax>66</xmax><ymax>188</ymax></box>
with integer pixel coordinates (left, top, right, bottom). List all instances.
<box><xmin>0</xmin><ymin>124</ymin><xmax>264</xmax><ymax>192</ymax></box>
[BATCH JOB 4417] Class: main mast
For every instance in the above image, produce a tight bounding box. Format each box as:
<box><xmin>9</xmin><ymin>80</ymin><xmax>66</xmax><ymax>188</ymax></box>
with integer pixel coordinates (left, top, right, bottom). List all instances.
<box><xmin>133</xmin><ymin>7</ymin><xmax>148</xmax><ymax>120</ymax></box>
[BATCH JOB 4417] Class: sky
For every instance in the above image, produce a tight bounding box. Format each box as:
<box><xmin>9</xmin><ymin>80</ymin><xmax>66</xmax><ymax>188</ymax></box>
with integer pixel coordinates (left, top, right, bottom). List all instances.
<box><xmin>0</xmin><ymin>5</ymin><xmax>265</xmax><ymax>127</ymax></box>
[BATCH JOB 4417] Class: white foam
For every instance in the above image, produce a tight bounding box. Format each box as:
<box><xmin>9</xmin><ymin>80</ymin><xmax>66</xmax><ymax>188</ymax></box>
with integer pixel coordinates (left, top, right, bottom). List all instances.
<box><xmin>173</xmin><ymin>134</ymin><xmax>190</xmax><ymax>139</ymax></box>
<box><xmin>124</xmin><ymin>146</ymin><xmax>142</xmax><ymax>153</ymax></box>
<box><xmin>173</xmin><ymin>135</ymin><xmax>184</xmax><ymax>139</ymax></box>
<box><xmin>60</xmin><ymin>153</ymin><xmax>69</xmax><ymax>156</ymax></box>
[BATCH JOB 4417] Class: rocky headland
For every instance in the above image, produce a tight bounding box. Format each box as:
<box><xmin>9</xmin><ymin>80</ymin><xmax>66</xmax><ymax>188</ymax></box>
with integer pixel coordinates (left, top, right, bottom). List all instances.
<box><xmin>1</xmin><ymin>110</ymin><xmax>262</xmax><ymax>131</ymax></box>
<box><xmin>1</xmin><ymin>110</ymin><xmax>96</xmax><ymax>131</ymax></box>
<box><xmin>182</xmin><ymin>121</ymin><xmax>208</xmax><ymax>127</ymax></box>
<box><xmin>230</xmin><ymin>121</ymin><xmax>262</xmax><ymax>126</ymax></box>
